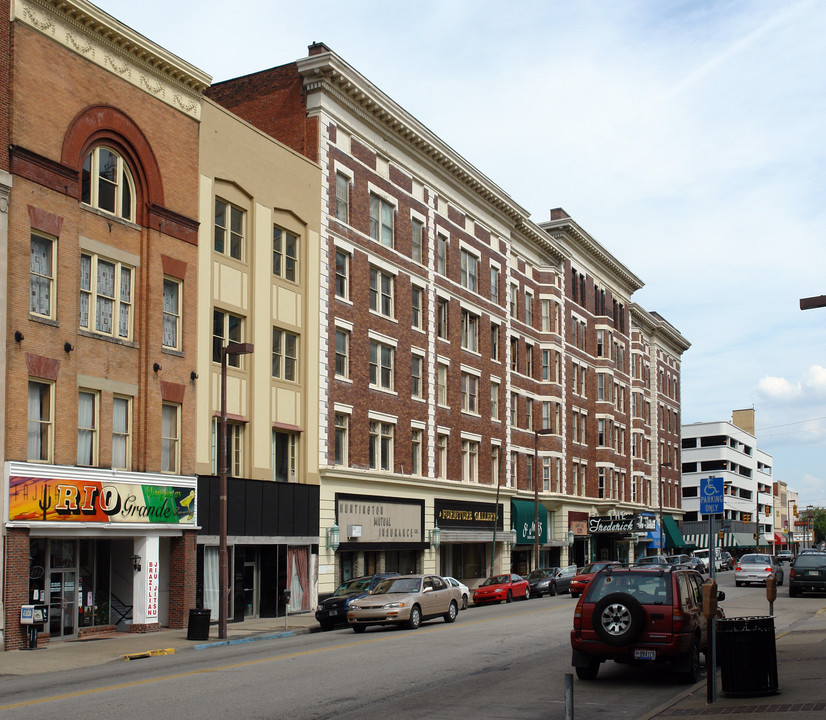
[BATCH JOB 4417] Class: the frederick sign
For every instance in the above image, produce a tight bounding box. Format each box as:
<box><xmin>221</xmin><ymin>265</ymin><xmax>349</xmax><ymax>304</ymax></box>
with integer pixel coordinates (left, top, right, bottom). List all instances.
<box><xmin>588</xmin><ymin>514</ymin><xmax>657</xmax><ymax>535</ymax></box>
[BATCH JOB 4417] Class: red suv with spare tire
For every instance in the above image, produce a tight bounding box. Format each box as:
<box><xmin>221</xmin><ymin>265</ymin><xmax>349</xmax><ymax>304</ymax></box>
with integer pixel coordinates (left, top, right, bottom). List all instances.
<box><xmin>570</xmin><ymin>565</ymin><xmax>725</xmax><ymax>683</ymax></box>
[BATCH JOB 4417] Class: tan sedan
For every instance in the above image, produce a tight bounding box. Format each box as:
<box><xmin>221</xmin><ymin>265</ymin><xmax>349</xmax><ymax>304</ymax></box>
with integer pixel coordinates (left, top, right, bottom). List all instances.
<box><xmin>347</xmin><ymin>574</ymin><xmax>461</xmax><ymax>632</ymax></box>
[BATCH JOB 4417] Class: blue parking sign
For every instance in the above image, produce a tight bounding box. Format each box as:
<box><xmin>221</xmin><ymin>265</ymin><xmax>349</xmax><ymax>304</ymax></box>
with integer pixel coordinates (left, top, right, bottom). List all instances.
<box><xmin>700</xmin><ymin>476</ymin><xmax>724</xmax><ymax>515</ymax></box>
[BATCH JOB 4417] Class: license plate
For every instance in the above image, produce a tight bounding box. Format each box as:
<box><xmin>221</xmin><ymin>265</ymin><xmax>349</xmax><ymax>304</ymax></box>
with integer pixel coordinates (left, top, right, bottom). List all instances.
<box><xmin>329</xmin><ymin>609</ymin><xmax>338</xmax><ymax>616</ymax></box>
<box><xmin>634</xmin><ymin>649</ymin><xmax>656</xmax><ymax>660</ymax></box>
<box><xmin>807</xmin><ymin>570</ymin><xmax>819</xmax><ymax>577</ymax></box>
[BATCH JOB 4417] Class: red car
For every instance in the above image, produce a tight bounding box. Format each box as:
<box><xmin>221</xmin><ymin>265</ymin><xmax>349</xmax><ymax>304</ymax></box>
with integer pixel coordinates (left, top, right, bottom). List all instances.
<box><xmin>569</xmin><ymin>561</ymin><xmax>622</xmax><ymax>598</ymax></box>
<box><xmin>473</xmin><ymin>573</ymin><xmax>529</xmax><ymax>604</ymax></box>
<box><xmin>570</xmin><ymin>565</ymin><xmax>725</xmax><ymax>682</ymax></box>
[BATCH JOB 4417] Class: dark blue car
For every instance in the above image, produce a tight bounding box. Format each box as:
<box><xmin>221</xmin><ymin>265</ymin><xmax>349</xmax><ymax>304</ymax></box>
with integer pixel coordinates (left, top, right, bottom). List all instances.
<box><xmin>315</xmin><ymin>573</ymin><xmax>399</xmax><ymax>630</ymax></box>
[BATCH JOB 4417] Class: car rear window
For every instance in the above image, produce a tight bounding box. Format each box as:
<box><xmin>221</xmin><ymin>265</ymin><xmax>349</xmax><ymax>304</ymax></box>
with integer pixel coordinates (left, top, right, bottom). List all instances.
<box><xmin>741</xmin><ymin>555</ymin><xmax>771</xmax><ymax>564</ymax></box>
<box><xmin>794</xmin><ymin>554</ymin><xmax>826</xmax><ymax>569</ymax></box>
<box><xmin>585</xmin><ymin>572</ymin><xmax>673</xmax><ymax>604</ymax></box>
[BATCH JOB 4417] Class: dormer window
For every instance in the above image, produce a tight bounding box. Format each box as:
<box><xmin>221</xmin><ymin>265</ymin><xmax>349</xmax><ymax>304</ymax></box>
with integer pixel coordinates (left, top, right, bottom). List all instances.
<box><xmin>81</xmin><ymin>147</ymin><xmax>135</xmax><ymax>221</ymax></box>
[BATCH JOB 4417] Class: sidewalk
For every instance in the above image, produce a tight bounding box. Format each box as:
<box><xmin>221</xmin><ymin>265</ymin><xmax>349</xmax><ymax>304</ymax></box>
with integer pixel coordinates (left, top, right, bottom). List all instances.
<box><xmin>647</xmin><ymin>608</ymin><xmax>826</xmax><ymax>719</ymax></box>
<box><xmin>0</xmin><ymin>612</ymin><xmax>318</xmax><ymax>676</ymax></box>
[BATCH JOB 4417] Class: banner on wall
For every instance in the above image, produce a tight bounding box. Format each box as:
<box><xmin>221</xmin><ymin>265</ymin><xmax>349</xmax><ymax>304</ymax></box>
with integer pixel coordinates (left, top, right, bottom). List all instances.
<box><xmin>8</xmin><ymin>475</ymin><xmax>196</xmax><ymax>525</ymax></box>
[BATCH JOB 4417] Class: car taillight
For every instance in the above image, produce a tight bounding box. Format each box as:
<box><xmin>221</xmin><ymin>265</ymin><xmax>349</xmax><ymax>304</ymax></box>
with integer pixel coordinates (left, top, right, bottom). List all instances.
<box><xmin>672</xmin><ymin>606</ymin><xmax>683</xmax><ymax>633</ymax></box>
<box><xmin>573</xmin><ymin>605</ymin><xmax>582</xmax><ymax>632</ymax></box>
<box><xmin>735</xmin><ymin>564</ymin><xmax>741</xmax><ymax>571</ymax></box>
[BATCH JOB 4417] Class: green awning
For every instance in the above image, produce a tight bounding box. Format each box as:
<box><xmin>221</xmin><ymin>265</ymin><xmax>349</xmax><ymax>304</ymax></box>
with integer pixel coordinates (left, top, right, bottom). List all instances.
<box><xmin>511</xmin><ymin>499</ymin><xmax>548</xmax><ymax>545</ymax></box>
<box><xmin>732</xmin><ymin>532</ymin><xmax>757</xmax><ymax>547</ymax></box>
<box><xmin>662</xmin><ymin>514</ymin><xmax>689</xmax><ymax>549</ymax></box>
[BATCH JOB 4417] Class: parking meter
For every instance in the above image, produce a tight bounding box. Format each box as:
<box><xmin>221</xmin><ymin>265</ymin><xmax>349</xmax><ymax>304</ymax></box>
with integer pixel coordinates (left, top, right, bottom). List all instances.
<box><xmin>766</xmin><ymin>574</ymin><xmax>777</xmax><ymax>615</ymax></box>
<box><xmin>702</xmin><ymin>579</ymin><xmax>718</xmax><ymax>618</ymax></box>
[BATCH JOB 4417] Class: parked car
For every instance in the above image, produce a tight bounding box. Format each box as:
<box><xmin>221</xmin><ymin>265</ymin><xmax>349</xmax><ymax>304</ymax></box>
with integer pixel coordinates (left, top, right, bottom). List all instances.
<box><xmin>665</xmin><ymin>554</ymin><xmax>693</xmax><ymax>569</ymax></box>
<box><xmin>315</xmin><ymin>573</ymin><xmax>399</xmax><ymax>631</ymax></box>
<box><xmin>735</xmin><ymin>553</ymin><xmax>784</xmax><ymax>586</ymax></box>
<box><xmin>347</xmin><ymin>574</ymin><xmax>461</xmax><ymax>632</ymax></box>
<box><xmin>692</xmin><ymin>548</ymin><xmax>723</xmax><ymax>572</ymax></box>
<box><xmin>569</xmin><ymin>561</ymin><xmax>622</xmax><ymax>599</ymax></box>
<box><xmin>570</xmin><ymin>565</ymin><xmax>725</xmax><ymax>683</ymax></box>
<box><xmin>526</xmin><ymin>566</ymin><xmax>577</xmax><ymax>597</ymax></box>
<box><xmin>472</xmin><ymin>573</ymin><xmax>530</xmax><ymax>604</ymax></box>
<box><xmin>683</xmin><ymin>557</ymin><xmax>707</xmax><ymax>574</ymax></box>
<box><xmin>721</xmin><ymin>551</ymin><xmax>735</xmax><ymax>571</ymax></box>
<box><xmin>443</xmin><ymin>576</ymin><xmax>470</xmax><ymax>609</ymax></box>
<box><xmin>789</xmin><ymin>551</ymin><xmax>826</xmax><ymax>597</ymax></box>
<box><xmin>635</xmin><ymin>555</ymin><xmax>669</xmax><ymax>567</ymax></box>
<box><xmin>776</xmin><ymin>551</ymin><xmax>794</xmax><ymax>563</ymax></box>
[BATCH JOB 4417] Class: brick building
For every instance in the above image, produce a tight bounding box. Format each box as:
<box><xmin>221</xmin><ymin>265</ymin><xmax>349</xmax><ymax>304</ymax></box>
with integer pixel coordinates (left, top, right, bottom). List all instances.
<box><xmin>1</xmin><ymin>0</ymin><xmax>208</xmax><ymax>649</ymax></box>
<box><xmin>208</xmin><ymin>43</ymin><xmax>691</xmax><ymax>595</ymax></box>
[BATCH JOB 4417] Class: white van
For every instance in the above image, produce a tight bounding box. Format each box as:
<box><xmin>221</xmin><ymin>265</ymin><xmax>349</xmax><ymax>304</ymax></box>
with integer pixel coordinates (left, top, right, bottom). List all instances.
<box><xmin>693</xmin><ymin>547</ymin><xmax>723</xmax><ymax>572</ymax></box>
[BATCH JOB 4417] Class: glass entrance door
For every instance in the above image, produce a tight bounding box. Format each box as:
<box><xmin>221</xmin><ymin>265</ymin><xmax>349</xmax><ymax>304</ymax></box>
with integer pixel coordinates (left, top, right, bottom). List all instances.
<box><xmin>49</xmin><ymin>570</ymin><xmax>77</xmax><ymax>638</ymax></box>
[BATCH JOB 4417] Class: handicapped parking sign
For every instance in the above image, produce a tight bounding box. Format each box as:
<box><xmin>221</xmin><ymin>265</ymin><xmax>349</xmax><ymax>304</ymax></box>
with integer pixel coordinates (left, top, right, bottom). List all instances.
<box><xmin>700</xmin><ymin>476</ymin><xmax>724</xmax><ymax>515</ymax></box>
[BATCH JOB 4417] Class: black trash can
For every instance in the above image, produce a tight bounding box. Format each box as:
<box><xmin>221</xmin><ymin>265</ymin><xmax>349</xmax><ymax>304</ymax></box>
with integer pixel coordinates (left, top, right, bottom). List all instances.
<box><xmin>187</xmin><ymin>608</ymin><xmax>211</xmax><ymax>641</ymax></box>
<box><xmin>717</xmin><ymin>616</ymin><xmax>779</xmax><ymax>696</ymax></box>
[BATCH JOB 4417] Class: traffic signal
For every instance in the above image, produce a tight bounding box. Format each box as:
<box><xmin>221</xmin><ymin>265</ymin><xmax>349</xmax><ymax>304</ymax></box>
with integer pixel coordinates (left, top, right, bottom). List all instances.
<box><xmin>765</xmin><ymin>505</ymin><xmax>771</xmax><ymax>517</ymax></box>
<box><xmin>742</xmin><ymin>513</ymin><xmax>751</xmax><ymax>523</ymax></box>
<box><xmin>794</xmin><ymin>504</ymin><xmax>798</xmax><ymax>517</ymax></box>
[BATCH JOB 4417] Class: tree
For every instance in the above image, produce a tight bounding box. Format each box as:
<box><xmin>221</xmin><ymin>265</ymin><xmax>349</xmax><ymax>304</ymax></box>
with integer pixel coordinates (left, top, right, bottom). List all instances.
<box><xmin>813</xmin><ymin>507</ymin><xmax>826</xmax><ymax>546</ymax></box>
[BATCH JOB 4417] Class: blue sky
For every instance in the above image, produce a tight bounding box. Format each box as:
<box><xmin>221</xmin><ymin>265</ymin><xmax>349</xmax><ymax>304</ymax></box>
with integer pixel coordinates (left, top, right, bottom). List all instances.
<box><xmin>97</xmin><ymin>0</ymin><xmax>826</xmax><ymax>508</ymax></box>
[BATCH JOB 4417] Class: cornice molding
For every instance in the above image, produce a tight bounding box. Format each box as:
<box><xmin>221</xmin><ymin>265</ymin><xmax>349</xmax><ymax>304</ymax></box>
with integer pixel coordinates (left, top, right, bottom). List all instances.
<box><xmin>13</xmin><ymin>0</ymin><xmax>211</xmax><ymax>119</ymax></box>
<box><xmin>630</xmin><ymin>302</ymin><xmax>691</xmax><ymax>352</ymax></box>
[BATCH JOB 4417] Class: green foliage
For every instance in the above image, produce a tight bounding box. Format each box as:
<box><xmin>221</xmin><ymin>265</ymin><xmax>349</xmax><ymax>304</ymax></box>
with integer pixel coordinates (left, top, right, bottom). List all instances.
<box><xmin>813</xmin><ymin>507</ymin><xmax>826</xmax><ymax>545</ymax></box>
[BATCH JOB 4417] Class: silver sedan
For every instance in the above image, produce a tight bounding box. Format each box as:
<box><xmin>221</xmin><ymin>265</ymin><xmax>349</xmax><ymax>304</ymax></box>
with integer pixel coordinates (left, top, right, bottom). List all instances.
<box><xmin>735</xmin><ymin>553</ymin><xmax>784</xmax><ymax>586</ymax></box>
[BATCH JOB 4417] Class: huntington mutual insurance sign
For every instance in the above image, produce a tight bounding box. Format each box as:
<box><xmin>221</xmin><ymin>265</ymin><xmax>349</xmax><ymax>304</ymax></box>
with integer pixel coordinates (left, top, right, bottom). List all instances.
<box><xmin>8</xmin><ymin>475</ymin><xmax>196</xmax><ymax>525</ymax></box>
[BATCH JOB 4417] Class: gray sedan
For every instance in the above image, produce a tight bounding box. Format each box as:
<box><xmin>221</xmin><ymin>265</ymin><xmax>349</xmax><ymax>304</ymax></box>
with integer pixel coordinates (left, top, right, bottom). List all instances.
<box><xmin>735</xmin><ymin>553</ymin><xmax>784</xmax><ymax>586</ymax></box>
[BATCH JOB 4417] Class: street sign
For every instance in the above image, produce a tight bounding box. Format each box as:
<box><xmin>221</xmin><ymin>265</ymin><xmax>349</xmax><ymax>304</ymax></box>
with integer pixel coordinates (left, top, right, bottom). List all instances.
<box><xmin>700</xmin><ymin>476</ymin><xmax>724</xmax><ymax>515</ymax></box>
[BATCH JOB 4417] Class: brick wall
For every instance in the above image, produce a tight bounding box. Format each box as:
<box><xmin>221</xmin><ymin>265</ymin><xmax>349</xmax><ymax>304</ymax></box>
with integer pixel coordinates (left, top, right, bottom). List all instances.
<box><xmin>4</xmin><ymin>528</ymin><xmax>31</xmax><ymax>650</ymax></box>
<box><xmin>167</xmin><ymin>532</ymin><xmax>197</xmax><ymax>629</ymax></box>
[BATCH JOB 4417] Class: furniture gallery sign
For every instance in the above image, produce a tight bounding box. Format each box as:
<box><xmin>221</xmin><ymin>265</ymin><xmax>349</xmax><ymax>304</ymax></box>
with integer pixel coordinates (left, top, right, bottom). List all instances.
<box><xmin>434</xmin><ymin>499</ymin><xmax>503</xmax><ymax>530</ymax></box>
<box><xmin>336</xmin><ymin>494</ymin><xmax>424</xmax><ymax>545</ymax></box>
<box><xmin>588</xmin><ymin>514</ymin><xmax>656</xmax><ymax>535</ymax></box>
<box><xmin>8</xmin><ymin>475</ymin><xmax>196</xmax><ymax>525</ymax></box>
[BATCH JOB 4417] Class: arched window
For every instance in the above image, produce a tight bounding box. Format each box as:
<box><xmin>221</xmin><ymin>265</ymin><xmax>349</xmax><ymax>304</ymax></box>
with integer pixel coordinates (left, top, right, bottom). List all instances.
<box><xmin>81</xmin><ymin>146</ymin><xmax>136</xmax><ymax>221</ymax></box>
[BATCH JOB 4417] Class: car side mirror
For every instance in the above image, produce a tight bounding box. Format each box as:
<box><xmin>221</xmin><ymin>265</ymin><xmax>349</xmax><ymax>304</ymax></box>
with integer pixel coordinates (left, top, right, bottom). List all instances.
<box><xmin>717</xmin><ymin>591</ymin><xmax>725</xmax><ymax>602</ymax></box>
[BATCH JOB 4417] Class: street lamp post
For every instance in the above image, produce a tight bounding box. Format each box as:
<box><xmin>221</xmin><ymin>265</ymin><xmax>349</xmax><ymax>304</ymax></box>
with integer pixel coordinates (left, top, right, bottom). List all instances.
<box><xmin>534</xmin><ymin>427</ymin><xmax>555</xmax><ymax>571</ymax></box>
<box><xmin>658</xmin><ymin>462</ymin><xmax>672</xmax><ymax>556</ymax></box>
<box><xmin>219</xmin><ymin>341</ymin><xmax>254</xmax><ymax>640</ymax></box>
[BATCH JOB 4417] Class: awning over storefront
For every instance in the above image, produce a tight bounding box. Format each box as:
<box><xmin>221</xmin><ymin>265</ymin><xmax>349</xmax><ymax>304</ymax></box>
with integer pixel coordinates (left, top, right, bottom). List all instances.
<box><xmin>662</xmin><ymin>515</ymin><xmax>689</xmax><ymax>549</ymax></box>
<box><xmin>732</xmin><ymin>531</ymin><xmax>756</xmax><ymax>547</ymax></box>
<box><xmin>511</xmin><ymin>499</ymin><xmax>548</xmax><ymax>545</ymax></box>
<box><xmin>683</xmin><ymin>531</ymin><xmax>758</xmax><ymax>549</ymax></box>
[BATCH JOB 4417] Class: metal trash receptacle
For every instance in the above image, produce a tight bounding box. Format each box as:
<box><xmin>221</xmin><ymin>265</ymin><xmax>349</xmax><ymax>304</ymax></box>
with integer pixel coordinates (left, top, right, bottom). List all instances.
<box><xmin>717</xmin><ymin>616</ymin><xmax>779</xmax><ymax>696</ymax></box>
<box><xmin>187</xmin><ymin>608</ymin><xmax>211</xmax><ymax>641</ymax></box>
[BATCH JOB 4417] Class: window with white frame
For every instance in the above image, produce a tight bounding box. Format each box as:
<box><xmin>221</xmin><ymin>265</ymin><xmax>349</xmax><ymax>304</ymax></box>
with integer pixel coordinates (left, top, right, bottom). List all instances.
<box><xmin>437</xmin><ymin>432</ymin><xmax>448</xmax><ymax>479</ymax></box>
<box><xmin>598</xmin><ymin>418</ymin><xmax>607</xmax><ymax>446</ymax></box>
<box><xmin>369</xmin><ymin>340</ymin><xmax>394</xmax><ymax>390</ymax></box>
<box><xmin>334</xmin><ymin>412</ymin><xmax>349</xmax><ymax>466</ymax></box>
<box><xmin>542</xmin><ymin>457</ymin><xmax>551</xmax><ymax>491</ymax></box>
<box><xmin>460</xmin><ymin>372</ymin><xmax>479</xmax><ymax>413</ymax></box>
<box><xmin>273</xmin><ymin>226</ymin><xmax>298</xmax><ymax>282</ymax></box>
<box><xmin>597</xmin><ymin>329</ymin><xmax>605</xmax><ymax>357</ymax></box>
<box><xmin>411</xmin><ymin>218</ymin><xmax>424</xmax><ymax>263</ymax></box>
<box><xmin>525</xmin><ymin>292</ymin><xmax>533</xmax><ymax>325</ymax></box>
<box><xmin>81</xmin><ymin>146</ymin><xmax>135</xmax><ymax>221</ymax></box>
<box><xmin>369</xmin><ymin>194</ymin><xmax>394</xmax><ymax>247</ymax></box>
<box><xmin>27</xmin><ymin>380</ymin><xmax>53</xmax><ymax>463</ymax></box>
<box><xmin>411</xmin><ymin>427</ymin><xmax>423</xmax><ymax>475</ymax></box>
<box><xmin>491</xmin><ymin>382</ymin><xmax>499</xmax><ymax>420</ymax></box>
<box><xmin>461</xmin><ymin>310</ymin><xmax>479</xmax><ymax>352</ymax></box>
<box><xmin>335</xmin><ymin>329</ymin><xmax>349</xmax><ymax>379</ymax></box>
<box><xmin>161</xmin><ymin>402</ymin><xmax>180</xmax><ymax>474</ymax></box>
<box><xmin>77</xmin><ymin>390</ymin><xmax>99</xmax><ymax>467</ymax></box>
<box><xmin>526</xmin><ymin>455</ymin><xmax>533</xmax><ymax>491</ymax></box>
<box><xmin>540</xmin><ymin>299</ymin><xmax>551</xmax><ymax>332</ymax></box>
<box><xmin>212</xmin><ymin>309</ymin><xmax>243</xmax><ymax>365</ymax></box>
<box><xmin>369</xmin><ymin>420</ymin><xmax>394</xmax><ymax>471</ymax></box>
<box><xmin>30</xmin><ymin>233</ymin><xmax>55</xmax><ymax>318</ymax></box>
<box><xmin>526</xmin><ymin>344</ymin><xmax>533</xmax><ymax>377</ymax></box>
<box><xmin>510</xmin><ymin>284</ymin><xmax>518</xmax><ymax>318</ymax></box>
<box><xmin>163</xmin><ymin>277</ymin><xmax>182</xmax><ymax>350</ymax></box>
<box><xmin>335</xmin><ymin>250</ymin><xmax>349</xmax><ymax>299</ymax></box>
<box><xmin>369</xmin><ymin>267</ymin><xmax>394</xmax><ymax>317</ymax></box>
<box><xmin>272</xmin><ymin>327</ymin><xmax>298</xmax><ymax>381</ymax></box>
<box><xmin>273</xmin><ymin>429</ymin><xmax>298</xmax><ymax>482</ymax></box>
<box><xmin>490</xmin><ymin>323</ymin><xmax>499</xmax><ymax>360</ymax></box>
<box><xmin>112</xmin><ymin>395</ymin><xmax>132</xmax><ymax>470</ymax></box>
<box><xmin>510</xmin><ymin>452</ymin><xmax>518</xmax><ymax>488</ymax></box>
<box><xmin>412</xmin><ymin>286</ymin><xmax>423</xmax><ymax>330</ymax></box>
<box><xmin>214</xmin><ymin>197</ymin><xmax>244</xmax><ymax>260</ymax></box>
<box><xmin>511</xmin><ymin>392</ymin><xmax>518</xmax><ymax>427</ymax></box>
<box><xmin>437</xmin><ymin>362</ymin><xmax>448</xmax><ymax>405</ymax></box>
<box><xmin>335</xmin><ymin>173</ymin><xmax>350</xmax><ymax>223</ymax></box>
<box><xmin>597</xmin><ymin>373</ymin><xmax>607</xmax><ymax>401</ymax></box>
<box><xmin>461</xmin><ymin>439</ymin><xmax>479</xmax><ymax>482</ymax></box>
<box><xmin>490</xmin><ymin>266</ymin><xmax>499</xmax><ymax>303</ymax></box>
<box><xmin>411</xmin><ymin>354</ymin><xmax>424</xmax><ymax>399</ymax></box>
<box><xmin>80</xmin><ymin>253</ymin><xmax>133</xmax><ymax>340</ymax></box>
<box><xmin>598</xmin><ymin>467</ymin><xmax>606</xmax><ymax>499</ymax></box>
<box><xmin>436</xmin><ymin>234</ymin><xmax>448</xmax><ymax>275</ymax></box>
<box><xmin>491</xmin><ymin>444</ymin><xmax>500</xmax><ymax>484</ymax></box>
<box><xmin>437</xmin><ymin>297</ymin><xmax>449</xmax><ymax>339</ymax></box>
<box><xmin>541</xmin><ymin>350</ymin><xmax>550</xmax><ymax>380</ymax></box>
<box><xmin>510</xmin><ymin>337</ymin><xmax>518</xmax><ymax>372</ymax></box>
<box><xmin>526</xmin><ymin>398</ymin><xmax>533</xmax><ymax>430</ymax></box>
<box><xmin>460</xmin><ymin>249</ymin><xmax>478</xmax><ymax>292</ymax></box>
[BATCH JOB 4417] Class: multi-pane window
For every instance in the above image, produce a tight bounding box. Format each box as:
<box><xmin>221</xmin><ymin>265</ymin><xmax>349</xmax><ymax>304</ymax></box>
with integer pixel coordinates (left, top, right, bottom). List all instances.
<box><xmin>436</xmin><ymin>234</ymin><xmax>448</xmax><ymax>275</ymax></box>
<box><xmin>491</xmin><ymin>382</ymin><xmax>499</xmax><ymax>420</ymax></box>
<box><xmin>542</xmin><ymin>457</ymin><xmax>551</xmax><ymax>491</ymax></box>
<box><xmin>369</xmin><ymin>340</ymin><xmax>394</xmax><ymax>390</ymax></box>
<box><xmin>214</xmin><ymin>198</ymin><xmax>244</xmax><ymax>260</ymax></box>
<box><xmin>541</xmin><ymin>299</ymin><xmax>551</xmax><ymax>332</ymax></box>
<box><xmin>462</xmin><ymin>439</ymin><xmax>479</xmax><ymax>482</ymax></box>
<box><xmin>490</xmin><ymin>323</ymin><xmax>499</xmax><ymax>360</ymax></box>
<box><xmin>541</xmin><ymin>350</ymin><xmax>550</xmax><ymax>380</ymax></box>
<box><xmin>598</xmin><ymin>467</ymin><xmax>606</xmax><ymax>499</ymax></box>
<box><xmin>491</xmin><ymin>445</ymin><xmax>500</xmax><ymax>484</ymax></box>
<box><xmin>510</xmin><ymin>284</ymin><xmax>518</xmax><ymax>317</ymax></box>
<box><xmin>511</xmin><ymin>392</ymin><xmax>518</xmax><ymax>427</ymax></box>
<box><xmin>369</xmin><ymin>268</ymin><xmax>394</xmax><ymax>317</ymax></box>
<box><xmin>510</xmin><ymin>337</ymin><xmax>519</xmax><ymax>372</ymax></box>
<box><xmin>411</xmin><ymin>354</ymin><xmax>424</xmax><ymax>399</ymax></box>
<box><xmin>30</xmin><ymin>233</ymin><xmax>55</xmax><ymax>318</ymax></box>
<box><xmin>411</xmin><ymin>428</ymin><xmax>423</xmax><ymax>475</ymax></box>
<box><xmin>163</xmin><ymin>277</ymin><xmax>181</xmax><ymax>350</ymax></box>
<box><xmin>437</xmin><ymin>433</ymin><xmax>448</xmax><ymax>479</ymax></box>
<box><xmin>273</xmin><ymin>227</ymin><xmax>298</xmax><ymax>282</ymax></box>
<box><xmin>510</xmin><ymin>452</ymin><xmax>518</xmax><ymax>488</ymax></box>
<box><xmin>525</xmin><ymin>344</ymin><xmax>533</xmax><ymax>377</ymax></box>
<box><xmin>334</xmin><ymin>413</ymin><xmax>349</xmax><ymax>466</ymax></box>
<box><xmin>597</xmin><ymin>329</ymin><xmax>605</xmax><ymax>357</ymax></box>
<box><xmin>80</xmin><ymin>253</ymin><xmax>133</xmax><ymax>340</ymax></box>
<box><xmin>213</xmin><ymin>421</ymin><xmax>243</xmax><ymax>477</ymax></box>
<box><xmin>27</xmin><ymin>381</ymin><xmax>53</xmax><ymax>463</ymax></box>
<box><xmin>460</xmin><ymin>372</ymin><xmax>478</xmax><ymax>413</ymax></box>
<box><xmin>525</xmin><ymin>398</ymin><xmax>533</xmax><ymax>430</ymax></box>
<box><xmin>598</xmin><ymin>418</ymin><xmax>607</xmax><ymax>446</ymax></box>
<box><xmin>369</xmin><ymin>194</ymin><xmax>394</xmax><ymax>247</ymax></box>
<box><xmin>437</xmin><ymin>362</ymin><xmax>448</xmax><ymax>405</ymax></box>
<box><xmin>81</xmin><ymin>146</ymin><xmax>135</xmax><ymax>221</ymax></box>
<box><xmin>525</xmin><ymin>292</ymin><xmax>533</xmax><ymax>326</ymax></box>
<box><xmin>490</xmin><ymin>266</ymin><xmax>499</xmax><ymax>303</ymax></box>
<box><xmin>411</xmin><ymin>218</ymin><xmax>423</xmax><ymax>263</ymax></box>
<box><xmin>213</xmin><ymin>310</ymin><xmax>243</xmax><ymax>366</ymax></box>
<box><xmin>437</xmin><ymin>298</ymin><xmax>449</xmax><ymax>339</ymax></box>
<box><xmin>335</xmin><ymin>173</ymin><xmax>349</xmax><ymax>222</ymax></box>
<box><xmin>597</xmin><ymin>373</ymin><xmax>607</xmax><ymax>401</ymax></box>
<box><xmin>335</xmin><ymin>250</ymin><xmax>349</xmax><ymax>299</ymax></box>
<box><xmin>273</xmin><ymin>430</ymin><xmax>298</xmax><ymax>482</ymax></box>
<box><xmin>369</xmin><ymin>421</ymin><xmax>394</xmax><ymax>471</ymax></box>
<box><xmin>161</xmin><ymin>403</ymin><xmax>180</xmax><ymax>474</ymax></box>
<box><xmin>526</xmin><ymin>455</ymin><xmax>533</xmax><ymax>491</ymax></box>
<box><xmin>272</xmin><ymin>328</ymin><xmax>298</xmax><ymax>381</ymax></box>
<box><xmin>542</xmin><ymin>401</ymin><xmax>552</xmax><ymax>430</ymax></box>
<box><xmin>460</xmin><ymin>249</ymin><xmax>478</xmax><ymax>292</ymax></box>
<box><xmin>461</xmin><ymin>310</ymin><xmax>479</xmax><ymax>352</ymax></box>
<box><xmin>112</xmin><ymin>395</ymin><xmax>131</xmax><ymax>470</ymax></box>
<box><xmin>77</xmin><ymin>390</ymin><xmax>99</xmax><ymax>466</ymax></box>
<box><xmin>412</xmin><ymin>287</ymin><xmax>423</xmax><ymax>329</ymax></box>
<box><xmin>335</xmin><ymin>329</ymin><xmax>349</xmax><ymax>378</ymax></box>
